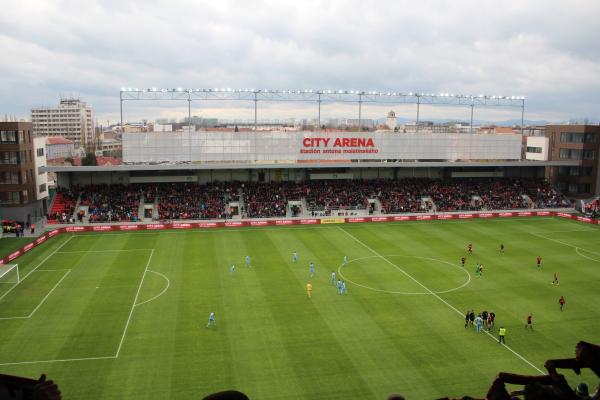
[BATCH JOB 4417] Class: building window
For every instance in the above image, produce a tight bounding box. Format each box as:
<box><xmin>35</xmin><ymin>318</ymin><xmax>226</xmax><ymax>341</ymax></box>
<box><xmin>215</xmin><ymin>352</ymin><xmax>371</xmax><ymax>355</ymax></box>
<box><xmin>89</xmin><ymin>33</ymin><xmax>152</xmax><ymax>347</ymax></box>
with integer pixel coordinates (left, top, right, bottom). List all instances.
<box><xmin>0</xmin><ymin>151</ymin><xmax>19</xmax><ymax>164</ymax></box>
<box><xmin>582</xmin><ymin>167</ymin><xmax>593</xmax><ymax>176</ymax></box>
<box><xmin>0</xmin><ymin>171</ymin><xmax>20</xmax><ymax>184</ymax></box>
<box><xmin>39</xmin><ymin>183</ymin><xmax>46</xmax><ymax>193</ymax></box>
<box><xmin>560</xmin><ymin>132</ymin><xmax>584</xmax><ymax>143</ymax></box>
<box><xmin>583</xmin><ymin>149</ymin><xmax>595</xmax><ymax>160</ymax></box>
<box><xmin>0</xmin><ymin>191</ymin><xmax>21</xmax><ymax>205</ymax></box>
<box><xmin>38</xmin><ymin>166</ymin><xmax>45</xmax><ymax>175</ymax></box>
<box><xmin>559</xmin><ymin>148</ymin><xmax>583</xmax><ymax>159</ymax></box>
<box><xmin>526</xmin><ymin>146</ymin><xmax>542</xmax><ymax>153</ymax></box>
<box><xmin>36</xmin><ymin>148</ymin><xmax>44</xmax><ymax>157</ymax></box>
<box><xmin>0</xmin><ymin>130</ymin><xmax>17</xmax><ymax>143</ymax></box>
<box><xmin>584</xmin><ymin>133</ymin><xmax>597</xmax><ymax>143</ymax></box>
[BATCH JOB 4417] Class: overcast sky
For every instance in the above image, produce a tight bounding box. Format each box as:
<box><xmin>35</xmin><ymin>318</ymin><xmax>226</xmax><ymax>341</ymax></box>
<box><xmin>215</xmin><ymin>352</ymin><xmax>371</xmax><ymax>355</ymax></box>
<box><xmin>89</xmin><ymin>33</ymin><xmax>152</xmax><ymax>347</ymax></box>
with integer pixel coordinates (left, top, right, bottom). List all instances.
<box><xmin>1</xmin><ymin>0</ymin><xmax>599</xmax><ymax>124</ymax></box>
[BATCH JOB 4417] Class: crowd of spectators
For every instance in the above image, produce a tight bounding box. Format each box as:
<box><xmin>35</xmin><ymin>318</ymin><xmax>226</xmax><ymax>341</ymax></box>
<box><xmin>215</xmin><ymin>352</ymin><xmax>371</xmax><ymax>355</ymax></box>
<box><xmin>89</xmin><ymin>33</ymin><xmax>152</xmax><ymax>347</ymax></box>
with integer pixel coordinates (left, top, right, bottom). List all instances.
<box><xmin>584</xmin><ymin>198</ymin><xmax>599</xmax><ymax>219</ymax></box>
<box><xmin>79</xmin><ymin>184</ymin><xmax>141</xmax><ymax>222</ymax></box>
<box><xmin>157</xmin><ymin>182</ymin><xmax>234</xmax><ymax>220</ymax></box>
<box><xmin>48</xmin><ymin>178</ymin><xmax>571</xmax><ymax>222</ymax></box>
<box><xmin>242</xmin><ymin>182</ymin><xmax>292</xmax><ymax>218</ymax></box>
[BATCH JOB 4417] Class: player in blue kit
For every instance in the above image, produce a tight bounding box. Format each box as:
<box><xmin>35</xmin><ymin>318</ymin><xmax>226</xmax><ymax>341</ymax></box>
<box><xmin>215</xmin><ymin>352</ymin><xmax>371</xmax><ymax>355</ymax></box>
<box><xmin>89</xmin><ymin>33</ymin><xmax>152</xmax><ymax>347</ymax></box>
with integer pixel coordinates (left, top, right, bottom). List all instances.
<box><xmin>341</xmin><ymin>280</ymin><xmax>347</xmax><ymax>294</ymax></box>
<box><xmin>206</xmin><ymin>312</ymin><xmax>216</xmax><ymax>327</ymax></box>
<box><xmin>245</xmin><ymin>255</ymin><xmax>251</xmax><ymax>267</ymax></box>
<box><xmin>230</xmin><ymin>264</ymin><xmax>236</xmax><ymax>273</ymax></box>
<box><xmin>330</xmin><ymin>271</ymin><xmax>336</xmax><ymax>285</ymax></box>
<box><xmin>309</xmin><ymin>262</ymin><xmax>315</xmax><ymax>277</ymax></box>
<box><xmin>343</xmin><ymin>255</ymin><xmax>348</xmax><ymax>267</ymax></box>
<box><xmin>292</xmin><ymin>252</ymin><xmax>298</xmax><ymax>263</ymax></box>
<box><xmin>337</xmin><ymin>279</ymin><xmax>343</xmax><ymax>294</ymax></box>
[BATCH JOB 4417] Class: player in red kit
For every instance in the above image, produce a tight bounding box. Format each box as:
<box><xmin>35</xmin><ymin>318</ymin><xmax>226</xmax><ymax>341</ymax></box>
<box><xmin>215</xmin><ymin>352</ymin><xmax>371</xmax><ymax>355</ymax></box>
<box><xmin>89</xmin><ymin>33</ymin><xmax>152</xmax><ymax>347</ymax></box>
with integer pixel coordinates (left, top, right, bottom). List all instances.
<box><xmin>536</xmin><ymin>256</ymin><xmax>542</xmax><ymax>270</ymax></box>
<box><xmin>559</xmin><ymin>296</ymin><xmax>565</xmax><ymax>311</ymax></box>
<box><xmin>467</xmin><ymin>243</ymin><xmax>473</xmax><ymax>255</ymax></box>
<box><xmin>525</xmin><ymin>313</ymin><xmax>533</xmax><ymax>330</ymax></box>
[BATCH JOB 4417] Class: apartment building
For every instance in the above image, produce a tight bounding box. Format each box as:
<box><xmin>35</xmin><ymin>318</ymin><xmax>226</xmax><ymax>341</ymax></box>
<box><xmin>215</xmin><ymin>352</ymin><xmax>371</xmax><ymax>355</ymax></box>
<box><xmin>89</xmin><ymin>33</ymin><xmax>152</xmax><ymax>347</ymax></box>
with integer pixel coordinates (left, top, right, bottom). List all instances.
<box><xmin>31</xmin><ymin>98</ymin><xmax>94</xmax><ymax>148</ymax></box>
<box><xmin>0</xmin><ymin>122</ymin><xmax>48</xmax><ymax>223</ymax></box>
<box><xmin>546</xmin><ymin>125</ymin><xmax>600</xmax><ymax>198</ymax></box>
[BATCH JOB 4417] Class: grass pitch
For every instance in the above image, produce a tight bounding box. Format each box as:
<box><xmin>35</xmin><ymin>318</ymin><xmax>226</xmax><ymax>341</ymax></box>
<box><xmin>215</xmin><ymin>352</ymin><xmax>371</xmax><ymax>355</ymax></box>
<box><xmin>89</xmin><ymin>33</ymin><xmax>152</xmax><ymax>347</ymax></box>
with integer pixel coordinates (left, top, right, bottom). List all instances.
<box><xmin>0</xmin><ymin>217</ymin><xmax>599</xmax><ymax>399</ymax></box>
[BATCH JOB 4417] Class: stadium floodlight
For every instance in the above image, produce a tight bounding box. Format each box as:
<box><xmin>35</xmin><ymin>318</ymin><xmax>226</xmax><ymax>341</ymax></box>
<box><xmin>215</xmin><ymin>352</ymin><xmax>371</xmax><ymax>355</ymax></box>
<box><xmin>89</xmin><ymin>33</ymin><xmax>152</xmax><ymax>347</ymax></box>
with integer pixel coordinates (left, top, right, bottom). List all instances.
<box><xmin>0</xmin><ymin>263</ymin><xmax>20</xmax><ymax>285</ymax></box>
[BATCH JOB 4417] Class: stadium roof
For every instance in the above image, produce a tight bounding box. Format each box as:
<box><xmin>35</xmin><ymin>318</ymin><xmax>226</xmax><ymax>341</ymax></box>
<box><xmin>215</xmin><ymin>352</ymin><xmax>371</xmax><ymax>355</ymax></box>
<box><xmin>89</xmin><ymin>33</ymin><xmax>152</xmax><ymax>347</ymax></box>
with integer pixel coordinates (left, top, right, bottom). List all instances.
<box><xmin>44</xmin><ymin>160</ymin><xmax>580</xmax><ymax>173</ymax></box>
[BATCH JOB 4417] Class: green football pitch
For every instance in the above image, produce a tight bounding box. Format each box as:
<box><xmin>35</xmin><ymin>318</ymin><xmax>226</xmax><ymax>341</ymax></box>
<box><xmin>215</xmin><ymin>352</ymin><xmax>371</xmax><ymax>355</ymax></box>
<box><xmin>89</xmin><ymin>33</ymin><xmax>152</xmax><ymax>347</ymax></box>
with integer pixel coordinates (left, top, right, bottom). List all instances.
<box><xmin>0</xmin><ymin>217</ymin><xmax>598</xmax><ymax>399</ymax></box>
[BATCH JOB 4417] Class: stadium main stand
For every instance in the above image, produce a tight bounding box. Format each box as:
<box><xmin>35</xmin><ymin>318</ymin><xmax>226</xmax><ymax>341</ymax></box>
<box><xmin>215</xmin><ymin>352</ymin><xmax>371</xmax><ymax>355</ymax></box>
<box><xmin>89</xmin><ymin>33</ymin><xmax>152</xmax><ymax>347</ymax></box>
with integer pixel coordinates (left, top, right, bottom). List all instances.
<box><xmin>48</xmin><ymin>178</ymin><xmax>571</xmax><ymax>223</ymax></box>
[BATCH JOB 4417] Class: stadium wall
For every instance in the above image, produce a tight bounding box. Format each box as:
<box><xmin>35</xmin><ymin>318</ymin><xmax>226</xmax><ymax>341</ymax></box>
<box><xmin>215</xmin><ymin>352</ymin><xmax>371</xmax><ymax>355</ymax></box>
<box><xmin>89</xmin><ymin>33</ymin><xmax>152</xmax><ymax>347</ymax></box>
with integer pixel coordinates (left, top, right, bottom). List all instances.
<box><xmin>1</xmin><ymin>210</ymin><xmax>596</xmax><ymax>266</ymax></box>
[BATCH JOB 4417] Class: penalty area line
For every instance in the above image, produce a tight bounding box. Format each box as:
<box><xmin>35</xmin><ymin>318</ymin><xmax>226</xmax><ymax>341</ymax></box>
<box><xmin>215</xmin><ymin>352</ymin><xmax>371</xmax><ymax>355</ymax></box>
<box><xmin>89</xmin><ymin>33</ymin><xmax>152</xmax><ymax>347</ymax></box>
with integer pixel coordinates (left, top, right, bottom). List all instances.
<box><xmin>337</xmin><ymin>226</ymin><xmax>545</xmax><ymax>374</ymax></box>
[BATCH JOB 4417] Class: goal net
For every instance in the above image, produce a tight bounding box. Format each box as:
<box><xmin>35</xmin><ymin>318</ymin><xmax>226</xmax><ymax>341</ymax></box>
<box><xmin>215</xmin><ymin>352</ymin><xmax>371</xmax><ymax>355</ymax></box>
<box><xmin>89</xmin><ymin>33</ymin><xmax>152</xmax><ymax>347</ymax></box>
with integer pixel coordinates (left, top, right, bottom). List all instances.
<box><xmin>0</xmin><ymin>264</ymin><xmax>19</xmax><ymax>285</ymax></box>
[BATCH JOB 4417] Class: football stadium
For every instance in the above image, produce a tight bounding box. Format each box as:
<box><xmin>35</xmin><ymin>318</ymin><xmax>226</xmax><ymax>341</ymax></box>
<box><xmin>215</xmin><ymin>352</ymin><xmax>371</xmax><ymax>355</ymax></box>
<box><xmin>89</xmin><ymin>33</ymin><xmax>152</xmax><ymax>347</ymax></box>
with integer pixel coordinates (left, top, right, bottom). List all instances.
<box><xmin>1</xmin><ymin>90</ymin><xmax>600</xmax><ymax>400</ymax></box>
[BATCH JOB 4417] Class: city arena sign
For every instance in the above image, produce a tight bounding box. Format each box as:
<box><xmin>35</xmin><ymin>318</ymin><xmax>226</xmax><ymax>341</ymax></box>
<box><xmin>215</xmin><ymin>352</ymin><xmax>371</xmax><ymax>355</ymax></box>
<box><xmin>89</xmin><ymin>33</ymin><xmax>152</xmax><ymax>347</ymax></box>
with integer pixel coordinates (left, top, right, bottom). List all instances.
<box><xmin>301</xmin><ymin>137</ymin><xmax>378</xmax><ymax>155</ymax></box>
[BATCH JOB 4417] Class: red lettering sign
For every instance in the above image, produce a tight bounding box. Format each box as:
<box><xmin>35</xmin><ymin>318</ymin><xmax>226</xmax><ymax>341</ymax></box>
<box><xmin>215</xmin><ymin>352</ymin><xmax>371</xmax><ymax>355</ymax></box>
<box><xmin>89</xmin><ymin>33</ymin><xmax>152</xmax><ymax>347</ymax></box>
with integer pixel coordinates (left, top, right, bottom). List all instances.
<box><xmin>23</xmin><ymin>243</ymin><xmax>34</xmax><ymax>252</ymax></box>
<box><xmin>393</xmin><ymin>216</ymin><xmax>411</xmax><ymax>221</ymax></box>
<box><xmin>250</xmin><ymin>221</ymin><xmax>269</xmax><ymax>226</ymax></box>
<box><xmin>499</xmin><ymin>212</ymin><xmax>514</xmax><ymax>217</ymax></box>
<box><xmin>535</xmin><ymin>211</ymin><xmax>551</xmax><ymax>216</ymax></box>
<box><xmin>225</xmin><ymin>221</ymin><xmax>243</xmax><ymax>227</ymax></box>
<box><xmin>93</xmin><ymin>226</ymin><xmax>113</xmax><ymax>231</ymax></box>
<box><xmin>198</xmin><ymin>222</ymin><xmax>219</xmax><ymax>228</ymax></box>
<box><xmin>347</xmin><ymin>218</ymin><xmax>366</xmax><ymax>223</ymax></box>
<box><xmin>146</xmin><ymin>224</ymin><xmax>165</xmax><ymax>230</ymax></box>
<box><xmin>172</xmin><ymin>223</ymin><xmax>193</xmax><ymax>229</ymax></box>
<box><xmin>48</xmin><ymin>230</ymin><xmax>60</xmax><ymax>237</ymax></box>
<box><xmin>478</xmin><ymin>213</ymin><xmax>494</xmax><ymax>218</ymax></box>
<box><xmin>458</xmin><ymin>214</ymin><xmax>473</xmax><ymax>219</ymax></box>
<box><xmin>518</xmin><ymin>212</ymin><xmax>532</xmax><ymax>217</ymax></box>
<box><xmin>8</xmin><ymin>251</ymin><xmax>21</xmax><ymax>261</ymax></box>
<box><xmin>275</xmin><ymin>220</ymin><xmax>294</xmax><ymax>225</ymax></box>
<box><xmin>371</xmin><ymin>217</ymin><xmax>389</xmax><ymax>222</ymax></box>
<box><xmin>119</xmin><ymin>225</ymin><xmax>140</xmax><ymax>230</ymax></box>
<box><xmin>35</xmin><ymin>235</ymin><xmax>47</xmax><ymax>244</ymax></box>
<box><xmin>300</xmin><ymin>219</ymin><xmax>319</xmax><ymax>224</ymax></box>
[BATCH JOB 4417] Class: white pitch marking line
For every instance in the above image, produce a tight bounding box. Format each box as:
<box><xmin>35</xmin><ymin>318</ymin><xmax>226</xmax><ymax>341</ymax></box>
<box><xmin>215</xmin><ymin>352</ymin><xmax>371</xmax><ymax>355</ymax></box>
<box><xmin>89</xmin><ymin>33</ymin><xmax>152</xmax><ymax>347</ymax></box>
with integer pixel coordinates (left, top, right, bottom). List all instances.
<box><xmin>337</xmin><ymin>255</ymin><xmax>471</xmax><ymax>295</ymax></box>
<box><xmin>55</xmin><ymin>249</ymin><xmax>155</xmax><ymax>254</ymax></box>
<box><xmin>529</xmin><ymin>231</ymin><xmax>600</xmax><ymax>257</ymax></box>
<box><xmin>0</xmin><ymin>235</ymin><xmax>74</xmax><ymax>303</ymax></box>
<box><xmin>337</xmin><ymin>226</ymin><xmax>545</xmax><ymax>374</ymax></box>
<box><xmin>575</xmin><ymin>247</ymin><xmax>600</xmax><ymax>263</ymax></box>
<box><xmin>0</xmin><ymin>270</ymin><xmax>72</xmax><ymax>321</ymax></box>
<box><xmin>134</xmin><ymin>270</ymin><xmax>170</xmax><ymax>307</ymax></box>
<box><xmin>0</xmin><ymin>355</ymin><xmax>116</xmax><ymax>367</ymax></box>
<box><xmin>114</xmin><ymin>249</ymin><xmax>154</xmax><ymax>357</ymax></box>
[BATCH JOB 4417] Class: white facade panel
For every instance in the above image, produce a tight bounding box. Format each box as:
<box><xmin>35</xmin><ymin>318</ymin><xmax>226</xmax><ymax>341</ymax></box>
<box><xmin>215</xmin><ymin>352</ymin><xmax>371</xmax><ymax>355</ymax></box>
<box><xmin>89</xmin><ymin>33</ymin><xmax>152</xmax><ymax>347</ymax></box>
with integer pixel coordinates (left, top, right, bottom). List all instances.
<box><xmin>123</xmin><ymin>131</ymin><xmax>523</xmax><ymax>163</ymax></box>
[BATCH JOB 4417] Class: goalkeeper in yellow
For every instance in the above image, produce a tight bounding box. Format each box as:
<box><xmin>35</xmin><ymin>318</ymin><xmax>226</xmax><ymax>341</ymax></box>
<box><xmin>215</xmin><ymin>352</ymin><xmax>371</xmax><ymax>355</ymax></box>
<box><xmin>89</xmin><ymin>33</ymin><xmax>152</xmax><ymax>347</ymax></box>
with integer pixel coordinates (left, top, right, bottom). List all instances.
<box><xmin>306</xmin><ymin>282</ymin><xmax>313</xmax><ymax>298</ymax></box>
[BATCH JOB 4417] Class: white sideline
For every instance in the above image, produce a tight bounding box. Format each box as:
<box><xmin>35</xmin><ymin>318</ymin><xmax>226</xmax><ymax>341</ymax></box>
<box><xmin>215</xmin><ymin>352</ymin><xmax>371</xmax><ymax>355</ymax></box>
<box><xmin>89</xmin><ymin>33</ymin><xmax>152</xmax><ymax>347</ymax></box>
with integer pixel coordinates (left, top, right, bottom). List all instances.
<box><xmin>0</xmin><ymin>235</ymin><xmax>74</xmax><ymax>303</ymax></box>
<box><xmin>0</xmin><ymin>270</ymin><xmax>71</xmax><ymax>320</ymax></box>
<box><xmin>0</xmin><ymin>355</ymin><xmax>116</xmax><ymax>367</ymax></box>
<box><xmin>114</xmin><ymin>249</ymin><xmax>155</xmax><ymax>357</ymax></box>
<box><xmin>134</xmin><ymin>270</ymin><xmax>170</xmax><ymax>307</ymax></box>
<box><xmin>337</xmin><ymin>226</ymin><xmax>545</xmax><ymax>374</ymax></box>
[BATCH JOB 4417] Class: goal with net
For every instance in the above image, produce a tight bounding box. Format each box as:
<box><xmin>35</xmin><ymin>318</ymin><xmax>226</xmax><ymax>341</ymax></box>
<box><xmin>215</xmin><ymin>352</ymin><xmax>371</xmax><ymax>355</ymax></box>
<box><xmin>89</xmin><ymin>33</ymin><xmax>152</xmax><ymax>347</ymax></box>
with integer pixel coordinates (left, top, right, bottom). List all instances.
<box><xmin>0</xmin><ymin>264</ymin><xmax>20</xmax><ymax>285</ymax></box>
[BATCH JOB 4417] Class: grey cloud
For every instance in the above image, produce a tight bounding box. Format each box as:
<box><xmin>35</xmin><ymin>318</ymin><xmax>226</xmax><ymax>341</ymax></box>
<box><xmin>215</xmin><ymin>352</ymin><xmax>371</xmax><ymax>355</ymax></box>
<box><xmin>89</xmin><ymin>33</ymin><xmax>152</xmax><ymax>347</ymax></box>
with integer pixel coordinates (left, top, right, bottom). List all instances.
<box><xmin>0</xmin><ymin>0</ymin><xmax>599</xmax><ymax>122</ymax></box>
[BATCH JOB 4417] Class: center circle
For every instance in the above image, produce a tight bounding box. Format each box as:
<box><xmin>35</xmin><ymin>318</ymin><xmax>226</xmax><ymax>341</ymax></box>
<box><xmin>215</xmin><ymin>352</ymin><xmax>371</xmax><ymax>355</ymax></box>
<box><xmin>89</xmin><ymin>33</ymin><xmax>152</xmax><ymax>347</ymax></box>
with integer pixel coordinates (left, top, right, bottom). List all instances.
<box><xmin>337</xmin><ymin>255</ymin><xmax>471</xmax><ymax>295</ymax></box>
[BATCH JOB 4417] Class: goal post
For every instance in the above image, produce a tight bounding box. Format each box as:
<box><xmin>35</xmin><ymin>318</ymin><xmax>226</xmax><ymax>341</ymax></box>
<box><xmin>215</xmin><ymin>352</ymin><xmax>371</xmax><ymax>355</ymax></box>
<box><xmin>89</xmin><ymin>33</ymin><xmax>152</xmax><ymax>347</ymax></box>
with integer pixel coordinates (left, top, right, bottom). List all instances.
<box><xmin>0</xmin><ymin>264</ymin><xmax>19</xmax><ymax>284</ymax></box>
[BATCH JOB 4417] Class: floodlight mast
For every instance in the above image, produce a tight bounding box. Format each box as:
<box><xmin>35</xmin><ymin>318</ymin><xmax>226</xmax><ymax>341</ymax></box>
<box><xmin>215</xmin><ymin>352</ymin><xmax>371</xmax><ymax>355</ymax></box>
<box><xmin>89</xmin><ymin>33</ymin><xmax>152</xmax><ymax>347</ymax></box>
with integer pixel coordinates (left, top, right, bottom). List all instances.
<box><xmin>118</xmin><ymin>89</ymin><xmax>525</xmax><ymax>132</ymax></box>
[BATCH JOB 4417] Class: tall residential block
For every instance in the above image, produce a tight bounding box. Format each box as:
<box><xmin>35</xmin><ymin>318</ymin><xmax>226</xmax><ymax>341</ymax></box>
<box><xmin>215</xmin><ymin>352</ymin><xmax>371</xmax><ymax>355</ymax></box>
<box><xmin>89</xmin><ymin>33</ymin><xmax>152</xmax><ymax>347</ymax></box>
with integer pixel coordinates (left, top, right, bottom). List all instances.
<box><xmin>31</xmin><ymin>98</ymin><xmax>94</xmax><ymax>148</ymax></box>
